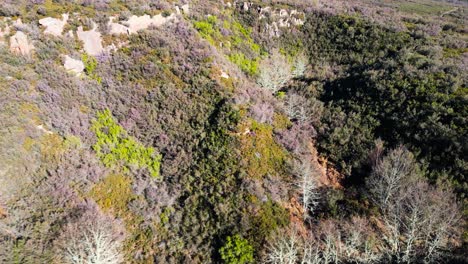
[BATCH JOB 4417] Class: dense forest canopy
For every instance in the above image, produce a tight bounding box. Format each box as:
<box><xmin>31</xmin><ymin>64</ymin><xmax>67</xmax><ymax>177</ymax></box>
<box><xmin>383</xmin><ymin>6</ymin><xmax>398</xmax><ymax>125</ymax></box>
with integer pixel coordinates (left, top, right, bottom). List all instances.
<box><xmin>0</xmin><ymin>0</ymin><xmax>466</xmax><ymax>263</ymax></box>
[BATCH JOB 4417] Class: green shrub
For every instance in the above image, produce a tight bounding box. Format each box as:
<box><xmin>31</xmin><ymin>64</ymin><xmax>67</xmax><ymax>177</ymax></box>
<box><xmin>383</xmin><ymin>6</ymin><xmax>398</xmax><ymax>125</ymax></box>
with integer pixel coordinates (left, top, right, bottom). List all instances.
<box><xmin>88</xmin><ymin>173</ymin><xmax>134</xmax><ymax>215</ymax></box>
<box><xmin>228</xmin><ymin>53</ymin><xmax>259</xmax><ymax>76</ymax></box>
<box><xmin>91</xmin><ymin>109</ymin><xmax>162</xmax><ymax>178</ymax></box>
<box><xmin>443</xmin><ymin>47</ymin><xmax>468</xmax><ymax>58</ymax></box>
<box><xmin>239</xmin><ymin>119</ymin><xmax>288</xmax><ymax>178</ymax></box>
<box><xmin>193</xmin><ymin>15</ymin><xmax>220</xmax><ymax>45</ymax></box>
<box><xmin>194</xmin><ymin>20</ymin><xmax>215</xmax><ymax>37</ymax></box>
<box><xmin>193</xmin><ymin>15</ymin><xmax>261</xmax><ymax>75</ymax></box>
<box><xmin>82</xmin><ymin>53</ymin><xmax>102</xmax><ymax>83</ymax></box>
<box><xmin>219</xmin><ymin>235</ymin><xmax>254</xmax><ymax>264</ymax></box>
<box><xmin>248</xmin><ymin>199</ymin><xmax>289</xmax><ymax>251</ymax></box>
<box><xmin>230</xmin><ymin>21</ymin><xmax>261</xmax><ymax>54</ymax></box>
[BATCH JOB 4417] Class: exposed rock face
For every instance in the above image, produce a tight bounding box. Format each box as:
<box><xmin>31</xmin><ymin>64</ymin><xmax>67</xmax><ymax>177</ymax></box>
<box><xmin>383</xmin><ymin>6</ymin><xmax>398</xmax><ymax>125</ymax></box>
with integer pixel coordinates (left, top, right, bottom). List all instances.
<box><xmin>125</xmin><ymin>13</ymin><xmax>177</xmax><ymax>33</ymax></box>
<box><xmin>109</xmin><ymin>13</ymin><xmax>177</xmax><ymax>35</ymax></box>
<box><xmin>36</xmin><ymin>124</ymin><xmax>53</xmax><ymax>134</ymax></box>
<box><xmin>108</xmin><ymin>17</ymin><xmax>130</xmax><ymax>35</ymax></box>
<box><xmin>259</xmin><ymin>7</ymin><xmax>305</xmax><ymax>27</ymax></box>
<box><xmin>236</xmin><ymin>2</ymin><xmax>305</xmax><ymax>37</ymax></box>
<box><xmin>63</xmin><ymin>55</ymin><xmax>84</xmax><ymax>76</ymax></box>
<box><xmin>77</xmin><ymin>24</ymin><xmax>103</xmax><ymax>55</ymax></box>
<box><xmin>279</xmin><ymin>9</ymin><xmax>288</xmax><ymax>17</ymax></box>
<box><xmin>39</xmin><ymin>13</ymin><xmax>69</xmax><ymax>37</ymax></box>
<box><xmin>220</xmin><ymin>70</ymin><xmax>230</xmax><ymax>79</ymax></box>
<box><xmin>261</xmin><ymin>7</ymin><xmax>305</xmax><ymax>37</ymax></box>
<box><xmin>6</xmin><ymin>9</ymin><xmax>180</xmax><ymax>57</ymax></box>
<box><xmin>242</xmin><ymin>2</ymin><xmax>252</xmax><ymax>11</ymax></box>
<box><xmin>9</xmin><ymin>31</ymin><xmax>34</xmax><ymax>55</ymax></box>
<box><xmin>181</xmin><ymin>4</ymin><xmax>190</xmax><ymax>14</ymax></box>
<box><xmin>175</xmin><ymin>4</ymin><xmax>190</xmax><ymax>15</ymax></box>
<box><xmin>266</xmin><ymin>22</ymin><xmax>280</xmax><ymax>38</ymax></box>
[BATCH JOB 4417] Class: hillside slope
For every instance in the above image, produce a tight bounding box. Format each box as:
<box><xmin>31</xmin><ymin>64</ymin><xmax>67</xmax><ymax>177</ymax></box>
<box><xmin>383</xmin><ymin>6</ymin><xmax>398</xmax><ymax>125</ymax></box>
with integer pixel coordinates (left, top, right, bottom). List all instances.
<box><xmin>0</xmin><ymin>0</ymin><xmax>466</xmax><ymax>263</ymax></box>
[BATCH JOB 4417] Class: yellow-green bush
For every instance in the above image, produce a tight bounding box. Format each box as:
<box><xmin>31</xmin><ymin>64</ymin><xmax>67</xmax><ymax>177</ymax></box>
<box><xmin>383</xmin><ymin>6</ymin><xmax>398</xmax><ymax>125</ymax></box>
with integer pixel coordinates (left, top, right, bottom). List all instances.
<box><xmin>82</xmin><ymin>53</ymin><xmax>102</xmax><ymax>83</ymax></box>
<box><xmin>193</xmin><ymin>15</ymin><xmax>220</xmax><ymax>45</ymax></box>
<box><xmin>239</xmin><ymin>120</ymin><xmax>288</xmax><ymax>178</ymax></box>
<box><xmin>91</xmin><ymin>109</ymin><xmax>162</xmax><ymax>178</ymax></box>
<box><xmin>219</xmin><ymin>235</ymin><xmax>254</xmax><ymax>264</ymax></box>
<box><xmin>88</xmin><ymin>173</ymin><xmax>134</xmax><ymax>216</ymax></box>
<box><xmin>193</xmin><ymin>15</ymin><xmax>262</xmax><ymax>76</ymax></box>
<box><xmin>228</xmin><ymin>53</ymin><xmax>259</xmax><ymax>76</ymax></box>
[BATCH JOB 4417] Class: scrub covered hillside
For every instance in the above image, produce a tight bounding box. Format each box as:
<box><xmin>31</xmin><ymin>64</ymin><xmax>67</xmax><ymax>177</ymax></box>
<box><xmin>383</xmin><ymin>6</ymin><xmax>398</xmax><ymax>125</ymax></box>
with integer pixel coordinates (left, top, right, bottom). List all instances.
<box><xmin>0</xmin><ymin>0</ymin><xmax>466</xmax><ymax>263</ymax></box>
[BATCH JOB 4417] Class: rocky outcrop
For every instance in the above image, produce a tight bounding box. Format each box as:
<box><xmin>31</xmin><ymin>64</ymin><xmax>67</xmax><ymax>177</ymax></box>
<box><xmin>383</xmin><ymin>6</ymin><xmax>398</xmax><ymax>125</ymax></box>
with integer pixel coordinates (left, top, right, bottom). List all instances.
<box><xmin>77</xmin><ymin>24</ymin><xmax>103</xmax><ymax>55</ymax></box>
<box><xmin>39</xmin><ymin>13</ymin><xmax>69</xmax><ymax>37</ymax></box>
<box><xmin>109</xmin><ymin>13</ymin><xmax>177</xmax><ymax>35</ymax></box>
<box><xmin>9</xmin><ymin>31</ymin><xmax>34</xmax><ymax>55</ymax></box>
<box><xmin>176</xmin><ymin>4</ymin><xmax>190</xmax><ymax>15</ymax></box>
<box><xmin>241</xmin><ymin>2</ymin><xmax>253</xmax><ymax>11</ymax></box>
<box><xmin>36</xmin><ymin>124</ymin><xmax>53</xmax><ymax>135</ymax></box>
<box><xmin>108</xmin><ymin>17</ymin><xmax>130</xmax><ymax>35</ymax></box>
<box><xmin>220</xmin><ymin>70</ymin><xmax>230</xmax><ymax>79</ymax></box>
<box><xmin>5</xmin><ymin>7</ymin><xmax>183</xmax><ymax>57</ymax></box>
<box><xmin>181</xmin><ymin>4</ymin><xmax>190</xmax><ymax>14</ymax></box>
<box><xmin>63</xmin><ymin>55</ymin><xmax>84</xmax><ymax>76</ymax></box>
<box><xmin>257</xmin><ymin>6</ymin><xmax>305</xmax><ymax>27</ymax></box>
<box><xmin>233</xmin><ymin>2</ymin><xmax>305</xmax><ymax>37</ymax></box>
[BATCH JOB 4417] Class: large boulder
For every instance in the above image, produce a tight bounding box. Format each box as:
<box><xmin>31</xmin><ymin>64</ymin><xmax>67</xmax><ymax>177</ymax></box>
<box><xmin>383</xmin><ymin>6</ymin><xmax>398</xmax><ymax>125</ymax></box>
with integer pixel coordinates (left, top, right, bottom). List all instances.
<box><xmin>109</xmin><ymin>13</ymin><xmax>177</xmax><ymax>35</ymax></box>
<box><xmin>63</xmin><ymin>55</ymin><xmax>85</xmax><ymax>76</ymax></box>
<box><xmin>126</xmin><ymin>13</ymin><xmax>177</xmax><ymax>33</ymax></box>
<box><xmin>181</xmin><ymin>4</ymin><xmax>190</xmax><ymax>14</ymax></box>
<box><xmin>39</xmin><ymin>13</ymin><xmax>69</xmax><ymax>37</ymax></box>
<box><xmin>108</xmin><ymin>16</ymin><xmax>130</xmax><ymax>35</ymax></box>
<box><xmin>77</xmin><ymin>24</ymin><xmax>103</xmax><ymax>56</ymax></box>
<box><xmin>9</xmin><ymin>31</ymin><xmax>34</xmax><ymax>55</ymax></box>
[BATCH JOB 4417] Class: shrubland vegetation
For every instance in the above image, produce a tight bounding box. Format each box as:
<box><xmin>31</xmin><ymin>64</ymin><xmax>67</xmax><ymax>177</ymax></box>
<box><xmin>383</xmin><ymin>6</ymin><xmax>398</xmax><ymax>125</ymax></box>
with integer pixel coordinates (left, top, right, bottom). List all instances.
<box><xmin>92</xmin><ymin>109</ymin><xmax>162</xmax><ymax>178</ymax></box>
<box><xmin>0</xmin><ymin>0</ymin><xmax>466</xmax><ymax>263</ymax></box>
<box><xmin>193</xmin><ymin>13</ymin><xmax>262</xmax><ymax>75</ymax></box>
<box><xmin>295</xmin><ymin>11</ymin><xmax>467</xmax><ymax>194</ymax></box>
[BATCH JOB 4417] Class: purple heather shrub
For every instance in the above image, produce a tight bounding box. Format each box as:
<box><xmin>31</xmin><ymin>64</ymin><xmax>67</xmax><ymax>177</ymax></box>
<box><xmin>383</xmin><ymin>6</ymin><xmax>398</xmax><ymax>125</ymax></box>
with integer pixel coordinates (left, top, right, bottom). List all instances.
<box><xmin>96</xmin><ymin>52</ymin><xmax>111</xmax><ymax>64</ymax></box>
<box><xmin>277</xmin><ymin>122</ymin><xmax>317</xmax><ymax>155</ymax></box>
<box><xmin>250</xmin><ymin>101</ymin><xmax>275</xmax><ymax>124</ymax></box>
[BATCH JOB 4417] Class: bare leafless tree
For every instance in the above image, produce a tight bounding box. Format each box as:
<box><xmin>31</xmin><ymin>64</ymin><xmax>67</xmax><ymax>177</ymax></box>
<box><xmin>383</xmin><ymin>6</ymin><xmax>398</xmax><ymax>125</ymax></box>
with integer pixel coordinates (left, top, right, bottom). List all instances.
<box><xmin>257</xmin><ymin>50</ymin><xmax>292</xmax><ymax>94</ymax></box>
<box><xmin>366</xmin><ymin>146</ymin><xmax>419</xmax><ymax>210</ymax></box>
<box><xmin>368</xmin><ymin>139</ymin><xmax>384</xmax><ymax>168</ymax></box>
<box><xmin>283</xmin><ymin>93</ymin><xmax>323</xmax><ymax>126</ymax></box>
<box><xmin>292</xmin><ymin>54</ymin><xmax>307</xmax><ymax>78</ymax></box>
<box><xmin>283</xmin><ymin>93</ymin><xmax>309</xmax><ymax>123</ymax></box>
<box><xmin>320</xmin><ymin>221</ymin><xmax>340</xmax><ymax>264</ymax></box>
<box><xmin>266</xmin><ymin>227</ymin><xmax>324</xmax><ymax>264</ymax></box>
<box><xmin>294</xmin><ymin>160</ymin><xmax>320</xmax><ymax>220</ymax></box>
<box><xmin>342</xmin><ymin>217</ymin><xmax>382</xmax><ymax>263</ymax></box>
<box><xmin>265</xmin><ymin>232</ymin><xmax>300</xmax><ymax>264</ymax></box>
<box><xmin>300</xmin><ymin>244</ymin><xmax>322</xmax><ymax>264</ymax></box>
<box><xmin>422</xmin><ymin>184</ymin><xmax>461</xmax><ymax>263</ymax></box>
<box><xmin>64</xmin><ymin>224</ymin><xmax>124</xmax><ymax>264</ymax></box>
<box><xmin>268</xmin><ymin>146</ymin><xmax>461</xmax><ymax>264</ymax></box>
<box><xmin>266</xmin><ymin>218</ymin><xmax>382</xmax><ymax>264</ymax></box>
<box><xmin>367</xmin><ymin>146</ymin><xmax>463</xmax><ymax>263</ymax></box>
<box><xmin>57</xmin><ymin>206</ymin><xmax>126</xmax><ymax>264</ymax></box>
